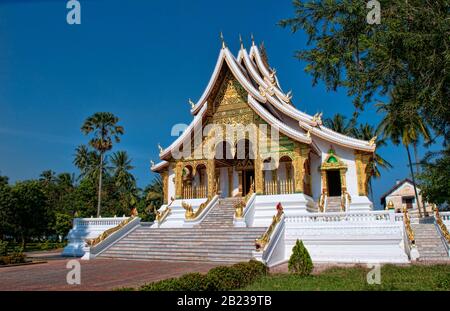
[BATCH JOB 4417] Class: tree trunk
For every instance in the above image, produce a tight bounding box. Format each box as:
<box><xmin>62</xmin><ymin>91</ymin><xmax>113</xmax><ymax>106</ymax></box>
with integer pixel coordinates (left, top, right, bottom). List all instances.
<box><xmin>406</xmin><ymin>145</ymin><xmax>422</xmax><ymax>218</ymax></box>
<box><xmin>97</xmin><ymin>152</ymin><xmax>104</xmax><ymax>217</ymax></box>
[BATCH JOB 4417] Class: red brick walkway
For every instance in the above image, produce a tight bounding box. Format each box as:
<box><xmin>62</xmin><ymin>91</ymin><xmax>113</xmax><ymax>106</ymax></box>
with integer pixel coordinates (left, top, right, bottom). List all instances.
<box><xmin>0</xmin><ymin>258</ymin><xmax>222</xmax><ymax>291</ymax></box>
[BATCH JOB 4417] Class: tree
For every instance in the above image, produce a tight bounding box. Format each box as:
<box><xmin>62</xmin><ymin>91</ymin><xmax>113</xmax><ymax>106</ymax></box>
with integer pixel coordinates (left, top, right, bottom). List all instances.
<box><xmin>280</xmin><ymin>1</ymin><xmax>449</xmax><ymax>144</ymax></box>
<box><xmin>323</xmin><ymin>113</ymin><xmax>356</xmax><ymax>136</ymax></box>
<box><xmin>111</xmin><ymin>151</ymin><xmax>137</xmax><ymax>214</ymax></box>
<box><xmin>10</xmin><ymin>181</ymin><xmax>50</xmax><ymax>247</ymax></box>
<box><xmin>81</xmin><ymin>112</ymin><xmax>124</xmax><ymax>217</ymax></box>
<box><xmin>0</xmin><ymin>183</ymin><xmax>14</xmax><ymax>239</ymax></box>
<box><xmin>377</xmin><ymin>101</ymin><xmax>431</xmax><ymax>217</ymax></box>
<box><xmin>418</xmin><ymin>148</ymin><xmax>450</xmax><ymax>206</ymax></box>
<box><xmin>0</xmin><ymin>175</ymin><xmax>8</xmax><ymax>187</ymax></box>
<box><xmin>145</xmin><ymin>176</ymin><xmax>163</xmax><ymax>211</ymax></box>
<box><xmin>288</xmin><ymin>239</ymin><xmax>313</xmax><ymax>276</ymax></box>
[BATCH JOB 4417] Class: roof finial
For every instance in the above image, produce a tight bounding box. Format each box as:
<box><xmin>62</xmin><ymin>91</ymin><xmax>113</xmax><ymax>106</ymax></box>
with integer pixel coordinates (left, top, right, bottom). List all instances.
<box><xmin>150</xmin><ymin>160</ymin><xmax>155</xmax><ymax>167</ymax></box>
<box><xmin>188</xmin><ymin>98</ymin><xmax>195</xmax><ymax>109</ymax></box>
<box><xmin>239</xmin><ymin>34</ymin><xmax>244</xmax><ymax>50</ymax></box>
<box><xmin>251</xmin><ymin>33</ymin><xmax>255</xmax><ymax>46</ymax></box>
<box><xmin>220</xmin><ymin>31</ymin><xmax>226</xmax><ymax>49</ymax></box>
<box><xmin>158</xmin><ymin>144</ymin><xmax>163</xmax><ymax>154</ymax></box>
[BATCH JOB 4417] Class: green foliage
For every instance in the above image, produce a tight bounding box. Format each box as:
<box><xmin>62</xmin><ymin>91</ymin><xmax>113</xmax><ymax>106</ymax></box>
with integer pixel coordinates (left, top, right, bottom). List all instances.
<box><xmin>418</xmin><ymin>147</ymin><xmax>450</xmax><ymax>205</ymax></box>
<box><xmin>0</xmin><ymin>240</ymin><xmax>8</xmax><ymax>256</ymax></box>
<box><xmin>10</xmin><ymin>181</ymin><xmax>50</xmax><ymax>246</ymax></box>
<box><xmin>139</xmin><ymin>260</ymin><xmax>268</xmax><ymax>291</ymax></box>
<box><xmin>288</xmin><ymin>240</ymin><xmax>313</xmax><ymax>276</ymax></box>
<box><xmin>206</xmin><ymin>266</ymin><xmax>243</xmax><ymax>290</ymax></box>
<box><xmin>53</xmin><ymin>213</ymin><xmax>73</xmax><ymax>239</ymax></box>
<box><xmin>280</xmin><ymin>0</ymin><xmax>449</xmax><ymax>144</ymax></box>
<box><xmin>140</xmin><ymin>277</ymin><xmax>182</xmax><ymax>291</ymax></box>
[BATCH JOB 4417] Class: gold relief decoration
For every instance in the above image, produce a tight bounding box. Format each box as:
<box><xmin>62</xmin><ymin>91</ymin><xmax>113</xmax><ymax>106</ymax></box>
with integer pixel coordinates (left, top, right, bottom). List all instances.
<box><xmin>182</xmin><ymin>201</ymin><xmax>194</xmax><ymax>219</ymax></box>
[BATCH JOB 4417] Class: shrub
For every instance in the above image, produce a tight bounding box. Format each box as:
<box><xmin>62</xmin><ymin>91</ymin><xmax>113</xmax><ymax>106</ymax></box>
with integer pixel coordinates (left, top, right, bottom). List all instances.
<box><xmin>0</xmin><ymin>240</ymin><xmax>8</xmax><ymax>256</ymax></box>
<box><xmin>139</xmin><ymin>260</ymin><xmax>268</xmax><ymax>291</ymax></box>
<box><xmin>176</xmin><ymin>273</ymin><xmax>209</xmax><ymax>291</ymax></box>
<box><xmin>288</xmin><ymin>239</ymin><xmax>313</xmax><ymax>276</ymax></box>
<box><xmin>140</xmin><ymin>277</ymin><xmax>181</xmax><ymax>291</ymax></box>
<box><xmin>232</xmin><ymin>260</ymin><xmax>268</xmax><ymax>286</ymax></box>
<box><xmin>206</xmin><ymin>266</ymin><xmax>242</xmax><ymax>290</ymax></box>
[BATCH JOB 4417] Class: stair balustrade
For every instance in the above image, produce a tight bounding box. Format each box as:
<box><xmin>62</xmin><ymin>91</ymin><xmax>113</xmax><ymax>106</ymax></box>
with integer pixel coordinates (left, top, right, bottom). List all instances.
<box><xmin>434</xmin><ymin>205</ymin><xmax>450</xmax><ymax>248</ymax></box>
<box><xmin>255</xmin><ymin>203</ymin><xmax>284</xmax><ymax>251</ymax></box>
<box><xmin>154</xmin><ymin>197</ymin><xmax>174</xmax><ymax>225</ymax></box>
<box><xmin>234</xmin><ymin>181</ymin><xmax>255</xmax><ymax>218</ymax></box>
<box><xmin>318</xmin><ymin>192</ymin><xmax>327</xmax><ymax>212</ymax></box>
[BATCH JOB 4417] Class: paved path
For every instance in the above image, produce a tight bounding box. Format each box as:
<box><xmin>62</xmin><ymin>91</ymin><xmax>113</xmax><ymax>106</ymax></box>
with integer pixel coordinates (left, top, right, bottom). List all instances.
<box><xmin>0</xmin><ymin>257</ymin><xmax>222</xmax><ymax>291</ymax></box>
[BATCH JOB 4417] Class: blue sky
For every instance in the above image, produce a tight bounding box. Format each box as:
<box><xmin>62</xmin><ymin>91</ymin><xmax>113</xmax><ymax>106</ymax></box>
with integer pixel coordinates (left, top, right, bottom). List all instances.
<box><xmin>0</xmin><ymin>0</ymin><xmax>430</xmax><ymax>208</ymax></box>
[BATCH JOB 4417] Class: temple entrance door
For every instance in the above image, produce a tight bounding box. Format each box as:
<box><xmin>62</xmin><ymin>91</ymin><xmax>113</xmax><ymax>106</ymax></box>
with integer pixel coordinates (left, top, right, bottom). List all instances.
<box><xmin>326</xmin><ymin>170</ymin><xmax>342</xmax><ymax>196</ymax></box>
<box><xmin>242</xmin><ymin>169</ymin><xmax>254</xmax><ymax>196</ymax></box>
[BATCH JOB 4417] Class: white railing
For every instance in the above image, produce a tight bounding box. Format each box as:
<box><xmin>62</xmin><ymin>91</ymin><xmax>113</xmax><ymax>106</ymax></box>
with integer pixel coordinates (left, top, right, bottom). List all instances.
<box><xmin>183</xmin><ymin>195</ymin><xmax>219</xmax><ymax>227</ymax></box>
<box><xmin>285</xmin><ymin>210</ymin><xmax>401</xmax><ymax>223</ymax></box>
<box><xmin>74</xmin><ymin>217</ymin><xmax>127</xmax><ymax>228</ymax></box>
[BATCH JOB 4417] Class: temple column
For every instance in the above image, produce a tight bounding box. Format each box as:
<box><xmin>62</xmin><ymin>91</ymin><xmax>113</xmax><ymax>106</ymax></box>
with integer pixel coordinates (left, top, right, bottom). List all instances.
<box><xmin>293</xmin><ymin>144</ymin><xmax>310</xmax><ymax>193</ymax></box>
<box><xmin>320</xmin><ymin>170</ymin><xmax>327</xmax><ymax>195</ymax></box>
<box><xmin>254</xmin><ymin>156</ymin><xmax>264</xmax><ymax>195</ymax></box>
<box><xmin>207</xmin><ymin>159</ymin><xmax>215</xmax><ymax>197</ymax></box>
<box><xmin>228</xmin><ymin>167</ymin><xmax>233</xmax><ymax>197</ymax></box>
<box><xmin>175</xmin><ymin>161</ymin><xmax>183</xmax><ymax>199</ymax></box>
<box><xmin>161</xmin><ymin>170</ymin><xmax>168</xmax><ymax>204</ymax></box>
<box><xmin>355</xmin><ymin>151</ymin><xmax>372</xmax><ymax>196</ymax></box>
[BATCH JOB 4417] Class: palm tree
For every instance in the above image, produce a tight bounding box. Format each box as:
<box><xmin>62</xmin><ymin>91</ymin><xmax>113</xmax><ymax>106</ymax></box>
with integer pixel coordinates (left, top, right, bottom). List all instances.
<box><xmin>39</xmin><ymin>170</ymin><xmax>56</xmax><ymax>185</ymax></box>
<box><xmin>81</xmin><ymin>112</ymin><xmax>124</xmax><ymax>217</ymax></box>
<box><xmin>73</xmin><ymin>145</ymin><xmax>105</xmax><ymax>182</ymax></box>
<box><xmin>377</xmin><ymin>101</ymin><xmax>431</xmax><ymax>217</ymax></box>
<box><xmin>323</xmin><ymin>113</ymin><xmax>357</xmax><ymax>136</ymax></box>
<box><xmin>111</xmin><ymin>151</ymin><xmax>135</xmax><ymax>190</ymax></box>
<box><xmin>353</xmin><ymin>123</ymin><xmax>393</xmax><ymax>201</ymax></box>
<box><xmin>145</xmin><ymin>176</ymin><xmax>164</xmax><ymax>213</ymax></box>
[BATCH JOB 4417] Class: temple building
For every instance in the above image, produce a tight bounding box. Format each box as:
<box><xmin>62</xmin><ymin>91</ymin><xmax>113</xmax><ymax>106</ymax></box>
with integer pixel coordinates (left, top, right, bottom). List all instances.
<box><xmin>64</xmin><ymin>37</ymin><xmax>449</xmax><ymax>265</ymax></box>
<box><xmin>151</xmin><ymin>37</ymin><xmax>376</xmax><ymax>212</ymax></box>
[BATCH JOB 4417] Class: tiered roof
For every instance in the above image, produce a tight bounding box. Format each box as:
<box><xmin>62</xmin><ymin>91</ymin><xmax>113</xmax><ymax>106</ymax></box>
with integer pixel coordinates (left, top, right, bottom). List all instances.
<box><xmin>152</xmin><ymin>37</ymin><xmax>375</xmax><ymax>172</ymax></box>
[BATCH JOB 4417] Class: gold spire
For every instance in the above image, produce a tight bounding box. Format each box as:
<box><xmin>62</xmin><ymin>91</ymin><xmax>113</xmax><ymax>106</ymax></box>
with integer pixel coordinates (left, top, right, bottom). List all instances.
<box><xmin>220</xmin><ymin>31</ymin><xmax>226</xmax><ymax>49</ymax></box>
<box><xmin>369</xmin><ymin>136</ymin><xmax>377</xmax><ymax>146</ymax></box>
<box><xmin>188</xmin><ymin>98</ymin><xmax>195</xmax><ymax>109</ymax></box>
<box><xmin>158</xmin><ymin>144</ymin><xmax>163</xmax><ymax>154</ymax></box>
<box><xmin>239</xmin><ymin>34</ymin><xmax>244</xmax><ymax>50</ymax></box>
<box><xmin>251</xmin><ymin>33</ymin><xmax>255</xmax><ymax>46</ymax></box>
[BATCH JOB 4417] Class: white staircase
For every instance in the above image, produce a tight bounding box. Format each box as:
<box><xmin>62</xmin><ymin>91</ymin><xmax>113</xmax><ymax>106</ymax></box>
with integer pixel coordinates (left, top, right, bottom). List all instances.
<box><xmin>325</xmin><ymin>196</ymin><xmax>342</xmax><ymax>212</ymax></box>
<box><xmin>98</xmin><ymin>198</ymin><xmax>266</xmax><ymax>263</ymax></box>
<box><xmin>412</xmin><ymin>223</ymin><xmax>449</xmax><ymax>261</ymax></box>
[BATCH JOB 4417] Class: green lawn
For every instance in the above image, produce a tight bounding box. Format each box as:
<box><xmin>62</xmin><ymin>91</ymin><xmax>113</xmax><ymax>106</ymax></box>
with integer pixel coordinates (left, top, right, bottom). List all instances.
<box><xmin>241</xmin><ymin>264</ymin><xmax>450</xmax><ymax>291</ymax></box>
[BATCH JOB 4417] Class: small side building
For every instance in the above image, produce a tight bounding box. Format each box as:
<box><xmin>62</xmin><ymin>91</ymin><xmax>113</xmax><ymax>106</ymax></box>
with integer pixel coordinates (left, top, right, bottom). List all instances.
<box><xmin>380</xmin><ymin>179</ymin><xmax>433</xmax><ymax>215</ymax></box>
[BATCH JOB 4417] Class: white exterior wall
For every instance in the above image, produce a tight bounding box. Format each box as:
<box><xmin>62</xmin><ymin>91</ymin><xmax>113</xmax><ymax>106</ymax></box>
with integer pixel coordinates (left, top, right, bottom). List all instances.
<box><xmin>311</xmin><ymin>136</ymin><xmax>359</xmax><ymax>197</ymax></box>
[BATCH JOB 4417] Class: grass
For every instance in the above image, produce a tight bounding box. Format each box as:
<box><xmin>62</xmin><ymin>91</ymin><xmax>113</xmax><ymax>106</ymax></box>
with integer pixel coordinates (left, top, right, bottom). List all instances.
<box><xmin>241</xmin><ymin>264</ymin><xmax>450</xmax><ymax>291</ymax></box>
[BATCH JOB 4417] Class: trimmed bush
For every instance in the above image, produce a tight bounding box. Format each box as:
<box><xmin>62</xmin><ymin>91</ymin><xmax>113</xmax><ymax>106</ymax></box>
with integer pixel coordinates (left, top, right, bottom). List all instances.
<box><xmin>206</xmin><ymin>266</ymin><xmax>242</xmax><ymax>290</ymax></box>
<box><xmin>139</xmin><ymin>260</ymin><xmax>268</xmax><ymax>291</ymax></box>
<box><xmin>288</xmin><ymin>239</ymin><xmax>313</xmax><ymax>276</ymax></box>
<box><xmin>177</xmin><ymin>273</ymin><xmax>209</xmax><ymax>291</ymax></box>
<box><xmin>140</xmin><ymin>277</ymin><xmax>181</xmax><ymax>291</ymax></box>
